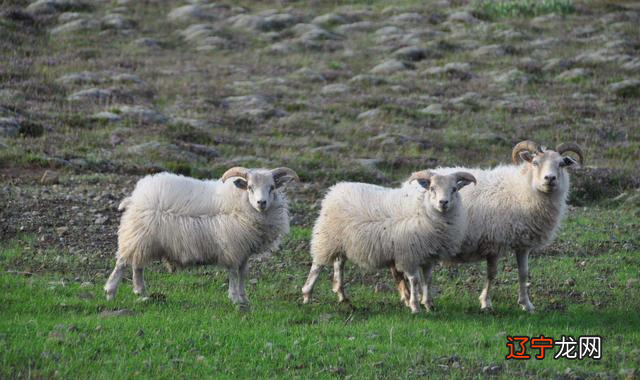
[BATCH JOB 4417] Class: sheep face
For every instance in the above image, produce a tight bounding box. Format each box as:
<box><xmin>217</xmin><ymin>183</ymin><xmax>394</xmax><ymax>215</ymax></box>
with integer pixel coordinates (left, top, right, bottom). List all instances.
<box><xmin>222</xmin><ymin>167</ymin><xmax>299</xmax><ymax>212</ymax></box>
<box><xmin>411</xmin><ymin>172</ymin><xmax>477</xmax><ymax>213</ymax></box>
<box><xmin>234</xmin><ymin>171</ymin><xmax>277</xmax><ymax>212</ymax></box>
<box><xmin>519</xmin><ymin>150</ymin><xmax>577</xmax><ymax>194</ymax></box>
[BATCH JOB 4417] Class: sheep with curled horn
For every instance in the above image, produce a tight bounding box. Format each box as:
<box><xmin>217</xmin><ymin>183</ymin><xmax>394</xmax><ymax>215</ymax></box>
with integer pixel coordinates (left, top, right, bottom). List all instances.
<box><xmin>104</xmin><ymin>166</ymin><xmax>299</xmax><ymax>310</ymax></box>
<box><xmin>301</xmin><ymin>170</ymin><xmax>476</xmax><ymax>313</ymax></box>
<box><xmin>393</xmin><ymin>141</ymin><xmax>584</xmax><ymax>312</ymax></box>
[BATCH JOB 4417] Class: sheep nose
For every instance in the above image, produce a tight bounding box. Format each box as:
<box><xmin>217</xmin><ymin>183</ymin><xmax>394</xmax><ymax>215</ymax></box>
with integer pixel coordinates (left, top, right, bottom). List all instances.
<box><xmin>439</xmin><ymin>200</ymin><xmax>449</xmax><ymax>207</ymax></box>
<box><xmin>257</xmin><ymin>200</ymin><xmax>267</xmax><ymax>209</ymax></box>
<box><xmin>544</xmin><ymin>175</ymin><xmax>556</xmax><ymax>183</ymax></box>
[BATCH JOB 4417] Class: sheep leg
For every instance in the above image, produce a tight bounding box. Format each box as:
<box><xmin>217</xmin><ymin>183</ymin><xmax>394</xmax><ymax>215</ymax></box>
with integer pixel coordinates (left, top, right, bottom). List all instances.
<box><xmin>238</xmin><ymin>259</ymin><xmax>249</xmax><ymax>305</ymax></box>
<box><xmin>227</xmin><ymin>267</ymin><xmax>243</xmax><ymax>305</ymax></box>
<box><xmin>390</xmin><ymin>266</ymin><xmax>410</xmax><ymax>307</ymax></box>
<box><xmin>405</xmin><ymin>269</ymin><xmax>421</xmax><ymax>314</ymax></box>
<box><xmin>479</xmin><ymin>255</ymin><xmax>498</xmax><ymax>311</ymax></box>
<box><xmin>420</xmin><ymin>262</ymin><xmax>435</xmax><ymax>312</ymax></box>
<box><xmin>332</xmin><ymin>257</ymin><xmax>348</xmax><ymax>303</ymax></box>
<box><xmin>301</xmin><ymin>263</ymin><xmax>322</xmax><ymax>304</ymax></box>
<box><xmin>132</xmin><ymin>266</ymin><xmax>147</xmax><ymax>298</ymax></box>
<box><xmin>516</xmin><ymin>250</ymin><xmax>535</xmax><ymax>313</ymax></box>
<box><xmin>104</xmin><ymin>257</ymin><xmax>127</xmax><ymax>300</ymax></box>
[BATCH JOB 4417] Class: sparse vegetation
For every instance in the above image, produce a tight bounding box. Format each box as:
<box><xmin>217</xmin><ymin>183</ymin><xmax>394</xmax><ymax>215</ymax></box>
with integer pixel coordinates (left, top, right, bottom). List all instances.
<box><xmin>1</xmin><ymin>0</ymin><xmax>639</xmax><ymax>378</ymax></box>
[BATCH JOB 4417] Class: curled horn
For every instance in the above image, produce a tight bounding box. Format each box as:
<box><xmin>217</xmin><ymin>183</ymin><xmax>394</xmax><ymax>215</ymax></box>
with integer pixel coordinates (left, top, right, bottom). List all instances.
<box><xmin>556</xmin><ymin>142</ymin><xmax>584</xmax><ymax>165</ymax></box>
<box><xmin>271</xmin><ymin>167</ymin><xmax>299</xmax><ymax>184</ymax></box>
<box><xmin>221</xmin><ymin>167</ymin><xmax>248</xmax><ymax>183</ymax></box>
<box><xmin>511</xmin><ymin>140</ymin><xmax>540</xmax><ymax>164</ymax></box>
<box><xmin>453</xmin><ymin>171</ymin><xmax>477</xmax><ymax>185</ymax></box>
<box><xmin>408</xmin><ymin>170</ymin><xmax>433</xmax><ymax>184</ymax></box>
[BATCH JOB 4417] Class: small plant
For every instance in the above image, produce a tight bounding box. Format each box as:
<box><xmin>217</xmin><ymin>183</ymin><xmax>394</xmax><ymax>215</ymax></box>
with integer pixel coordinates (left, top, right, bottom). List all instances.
<box><xmin>476</xmin><ymin>0</ymin><xmax>575</xmax><ymax>20</ymax></box>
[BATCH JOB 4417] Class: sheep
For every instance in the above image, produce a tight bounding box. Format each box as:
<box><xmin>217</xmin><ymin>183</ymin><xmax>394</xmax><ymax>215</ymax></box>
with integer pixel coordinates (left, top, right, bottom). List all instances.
<box><xmin>393</xmin><ymin>141</ymin><xmax>584</xmax><ymax>312</ymax></box>
<box><xmin>301</xmin><ymin>171</ymin><xmax>477</xmax><ymax>313</ymax></box>
<box><xmin>103</xmin><ymin>166</ymin><xmax>299</xmax><ymax>309</ymax></box>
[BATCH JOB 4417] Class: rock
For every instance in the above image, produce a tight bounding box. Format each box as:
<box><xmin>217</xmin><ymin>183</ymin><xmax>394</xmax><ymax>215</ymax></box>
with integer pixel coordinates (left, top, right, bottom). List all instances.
<box><xmin>58</xmin><ymin>12</ymin><xmax>81</xmax><ymax>22</ymax></box>
<box><xmin>55</xmin><ymin>226</ymin><xmax>68</xmax><ymax>235</ymax></box>
<box><xmin>348</xmin><ymin>74</ymin><xmax>387</xmax><ymax>86</ymax></box>
<box><xmin>101</xmin><ymin>14</ymin><xmax>134</xmax><ymax>30</ymax></box>
<box><xmin>27</xmin><ymin>0</ymin><xmax>91</xmax><ymax>15</ymax></box>
<box><xmin>312</xmin><ymin>13</ymin><xmax>347</xmax><ymax>26</ymax></box>
<box><xmin>67</xmin><ymin>88</ymin><xmax>112</xmax><ymax>102</ymax></box>
<box><xmin>608</xmin><ymin>79</ymin><xmax>640</xmax><ymax>97</ymax></box>
<box><xmin>448</xmin><ymin>11</ymin><xmax>478</xmax><ymax>24</ymax></box>
<box><xmin>335</xmin><ymin>21</ymin><xmax>376</xmax><ymax>34</ymax></box>
<box><xmin>320</xmin><ymin>83</ymin><xmax>349</xmax><ymax>95</ymax></box>
<box><xmin>178</xmin><ymin>142</ymin><xmax>219</xmax><ymax>159</ymax></box>
<box><xmin>420</xmin><ymin>103</ymin><xmax>444</xmax><ymax>116</ymax></box>
<box><xmin>118</xmin><ymin>105</ymin><xmax>168</xmax><ymax>124</ymax></box>
<box><xmin>357</xmin><ymin>109</ymin><xmax>381</xmax><ymax>120</ymax></box>
<box><xmin>91</xmin><ymin>111</ymin><xmax>121</xmax><ymax>122</ymax></box>
<box><xmin>111</xmin><ymin>73</ymin><xmax>144</xmax><ymax>84</ymax></box>
<box><xmin>389</xmin><ymin>12</ymin><xmax>424</xmax><ymax>24</ymax></box>
<box><xmin>94</xmin><ymin>215</ymin><xmax>108</xmax><ymax>225</ymax></box>
<box><xmin>222</xmin><ymin>95</ymin><xmax>276</xmax><ymax>119</ymax></box>
<box><xmin>291</xmin><ymin>68</ymin><xmax>325</xmax><ymax>83</ymax></box>
<box><xmin>393</xmin><ymin>46</ymin><xmax>428</xmax><ymax>62</ymax></box>
<box><xmin>51</xmin><ymin>18</ymin><xmax>99</xmax><ymax>34</ymax></box>
<box><xmin>574</xmin><ymin>49</ymin><xmax>617</xmax><ymax>65</ymax></box>
<box><xmin>555</xmin><ymin>68</ymin><xmax>589</xmax><ymax>82</ymax></box>
<box><xmin>370</xmin><ymin>59</ymin><xmax>412</xmax><ymax>75</ymax></box>
<box><xmin>41</xmin><ymin>170</ymin><xmax>60</xmax><ymax>185</ymax></box>
<box><xmin>472</xmin><ymin>44</ymin><xmax>506</xmax><ymax>58</ymax></box>
<box><xmin>167</xmin><ymin>4</ymin><xmax>219</xmax><ymax>23</ymax></box>
<box><xmin>268</xmin><ymin>42</ymin><xmax>294</xmax><ymax>54</ymax></box>
<box><xmin>0</xmin><ymin>117</ymin><xmax>20</xmax><ymax>137</ymax></box>
<box><xmin>260</xmin><ymin>13</ymin><xmax>297</xmax><ymax>31</ymax></box>
<box><xmin>622</xmin><ymin>58</ymin><xmax>640</xmax><ymax>72</ymax></box>
<box><xmin>493</xmin><ymin>69</ymin><xmax>530</xmax><ymax>85</ymax></box>
<box><xmin>56</xmin><ymin>72</ymin><xmax>103</xmax><ymax>85</ymax></box>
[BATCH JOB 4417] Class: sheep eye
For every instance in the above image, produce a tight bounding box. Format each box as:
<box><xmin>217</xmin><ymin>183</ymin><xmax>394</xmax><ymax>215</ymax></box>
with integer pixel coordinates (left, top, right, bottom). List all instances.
<box><xmin>248</xmin><ymin>186</ymin><xmax>254</xmax><ymax>192</ymax></box>
<box><xmin>452</xmin><ymin>187</ymin><xmax>457</xmax><ymax>193</ymax></box>
<box><xmin>269</xmin><ymin>185</ymin><xmax>275</xmax><ymax>192</ymax></box>
<box><xmin>532</xmin><ymin>161</ymin><xmax>539</xmax><ymax>167</ymax></box>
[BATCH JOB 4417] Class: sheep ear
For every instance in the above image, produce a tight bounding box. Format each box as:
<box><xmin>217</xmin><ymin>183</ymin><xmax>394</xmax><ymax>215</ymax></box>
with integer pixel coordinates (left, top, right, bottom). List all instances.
<box><xmin>560</xmin><ymin>156</ymin><xmax>577</xmax><ymax>168</ymax></box>
<box><xmin>416</xmin><ymin>179</ymin><xmax>430</xmax><ymax>189</ymax></box>
<box><xmin>233</xmin><ymin>178</ymin><xmax>247</xmax><ymax>190</ymax></box>
<box><xmin>519</xmin><ymin>151</ymin><xmax>534</xmax><ymax>163</ymax></box>
<box><xmin>453</xmin><ymin>172</ymin><xmax>476</xmax><ymax>190</ymax></box>
<box><xmin>271</xmin><ymin>167</ymin><xmax>299</xmax><ymax>188</ymax></box>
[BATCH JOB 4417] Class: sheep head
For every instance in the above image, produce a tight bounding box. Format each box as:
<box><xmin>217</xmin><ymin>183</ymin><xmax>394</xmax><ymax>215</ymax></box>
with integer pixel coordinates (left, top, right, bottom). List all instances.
<box><xmin>511</xmin><ymin>140</ymin><xmax>584</xmax><ymax>194</ymax></box>
<box><xmin>221</xmin><ymin>166</ymin><xmax>298</xmax><ymax>212</ymax></box>
<box><xmin>409</xmin><ymin>170</ymin><xmax>476</xmax><ymax>213</ymax></box>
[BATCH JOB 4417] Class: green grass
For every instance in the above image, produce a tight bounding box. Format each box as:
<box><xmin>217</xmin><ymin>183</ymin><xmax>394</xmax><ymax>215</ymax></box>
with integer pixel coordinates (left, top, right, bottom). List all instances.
<box><xmin>476</xmin><ymin>0</ymin><xmax>575</xmax><ymax>20</ymax></box>
<box><xmin>1</xmin><ymin>208</ymin><xmax>639</xmax><ymax>379</ymax></box>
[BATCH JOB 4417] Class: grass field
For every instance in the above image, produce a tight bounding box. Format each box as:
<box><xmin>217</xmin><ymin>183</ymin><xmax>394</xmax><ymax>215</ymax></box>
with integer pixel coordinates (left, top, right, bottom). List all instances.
<box><xmin>2</xmin><ymin>206</ymin><xmax>639</xmax><ymax>378</ymax></box>
<box><xmin>1</xmin><ymin>0</ymin><xmax>639</xmax><ymax>378</ymax></box>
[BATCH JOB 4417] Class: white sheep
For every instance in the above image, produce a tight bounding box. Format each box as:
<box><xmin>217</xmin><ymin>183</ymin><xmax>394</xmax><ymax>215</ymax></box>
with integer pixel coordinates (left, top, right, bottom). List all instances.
<box><xmin>394</xmin><ymin>141</ymin><xmax>584</xmax><ymax>312</ymax></box>
<box><xmin>301</xmin><ymin>171</ymin><xmax>476</xmax><ymax>313</ymax></box>
<box><xmin>104</xmin><ymin>166</ymin><xmax>299</xmax><ymax>309</ymax></box>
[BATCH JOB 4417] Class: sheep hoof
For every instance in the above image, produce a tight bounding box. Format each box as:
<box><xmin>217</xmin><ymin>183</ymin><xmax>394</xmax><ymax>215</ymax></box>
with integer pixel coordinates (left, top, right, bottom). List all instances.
<box><xmin>480</xmin><ymin>305</ymin><xmax>493</xmax><ymax>313</ymax></box>
<box><xmin>519</xmin><ymin>301</ymin><xmax>535</xmax><ymax>313</ymax></box>
<box><xmin>410</xmin><ymin>306</ymin><xmax>420</xmax><ymax>314</ymax></box>
<box><xmin>104</xmin><ymin>289</ymin><xmax>116</xmax><ymax>301</ymax></box>
<box><xmin>237</xmin><ymin>302</ymin><xmax>251</xmax><ymax>313</ymax></box>
<box><xmin>302</xmin><ymin>293</ymin><xmax>312</xmax><ymax>304</ymax></box>
<box><xmin>422</xmin><ymin>302</ymin><xmax>435</xmax><ymax>312</ymax></box>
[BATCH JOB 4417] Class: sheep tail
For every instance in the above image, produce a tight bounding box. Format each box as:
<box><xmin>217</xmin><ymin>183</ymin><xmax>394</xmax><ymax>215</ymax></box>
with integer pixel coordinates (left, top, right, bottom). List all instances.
<box><xmin>118</xmin><ymin>197</ymin><xmax>132</xmax><ymax>212</ymax></box>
